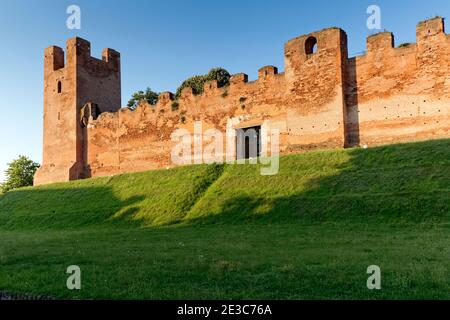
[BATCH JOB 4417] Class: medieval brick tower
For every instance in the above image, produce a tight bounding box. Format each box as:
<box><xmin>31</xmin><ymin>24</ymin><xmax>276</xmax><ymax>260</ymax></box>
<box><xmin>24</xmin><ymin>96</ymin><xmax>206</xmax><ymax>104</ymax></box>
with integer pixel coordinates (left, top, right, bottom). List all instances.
<box><xmin>34</xmin><ymin>37</ymin><xmax>121</xmax><ymax>185</ymax></box>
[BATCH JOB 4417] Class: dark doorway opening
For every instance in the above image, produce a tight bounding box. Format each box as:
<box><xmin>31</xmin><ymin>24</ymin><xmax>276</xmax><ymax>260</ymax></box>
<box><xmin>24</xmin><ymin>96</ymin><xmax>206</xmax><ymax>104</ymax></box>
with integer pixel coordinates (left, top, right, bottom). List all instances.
<box><xmin>236</xmin><ymin>126</ymin><xmax>261</xmax><ymax>160</ymax></box>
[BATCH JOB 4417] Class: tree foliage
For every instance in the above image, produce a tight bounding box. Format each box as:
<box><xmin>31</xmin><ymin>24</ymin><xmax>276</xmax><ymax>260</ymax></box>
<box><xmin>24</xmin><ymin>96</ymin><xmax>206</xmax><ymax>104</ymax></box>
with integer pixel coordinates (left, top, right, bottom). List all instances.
<box><xmin>127</xmin><ymin>87</ymin><xmax>159</xmax><ymax>110</ymax></box>
<box><xmin>175</xmin><ymin>75</ymin><xmax>206</xmax><ymax>98</ymax></box>
<box><xmin>126</xmin><ymin>68</ymin><xmax>231</xmax><ymax>108</ymax></box>
<box><xmin>175</xmin><ymin>68</ymin><xmax>231</xmax><ymax>99</ymax></box>
<box><xmin>0</xmin><ymin>156</ymin><xmax>40</xmax><ymax>193</ymax></box>
<box><xmin>207</xmin><ymin>68</ymin><xmax>231</xmax><ymax>88</ymax></box>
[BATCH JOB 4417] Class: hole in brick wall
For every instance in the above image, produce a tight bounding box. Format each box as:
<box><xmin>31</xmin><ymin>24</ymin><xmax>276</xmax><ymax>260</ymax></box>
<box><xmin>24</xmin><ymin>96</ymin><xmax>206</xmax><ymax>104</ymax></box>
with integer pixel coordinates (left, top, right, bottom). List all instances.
<box><xmin>305</xmin><ymin>36</ymin><xmax>318</xmax><ymax>55</ymax></box>
<box><xmin>57</xmin><ymin>81</ymin><xmax>62</xmax><ymax>94</ymax></box>
<box><xmin>58</xmin><ymin>112</ymin><xmax>60</xmax><ymax>121</ymax></box>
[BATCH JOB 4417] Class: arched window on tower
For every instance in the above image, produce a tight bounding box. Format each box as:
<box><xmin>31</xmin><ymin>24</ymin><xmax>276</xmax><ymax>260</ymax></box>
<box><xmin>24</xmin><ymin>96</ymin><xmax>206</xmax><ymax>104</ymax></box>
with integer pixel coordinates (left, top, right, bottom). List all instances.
<box><xmin>305</xmin><ymin>36</ymin><xmax>318</xmax><ymax>55</ymax></box>
<box><xmin>57</xmin><ymin>81</ymin><xmax>62</xmax><ymax>94</ymax></box>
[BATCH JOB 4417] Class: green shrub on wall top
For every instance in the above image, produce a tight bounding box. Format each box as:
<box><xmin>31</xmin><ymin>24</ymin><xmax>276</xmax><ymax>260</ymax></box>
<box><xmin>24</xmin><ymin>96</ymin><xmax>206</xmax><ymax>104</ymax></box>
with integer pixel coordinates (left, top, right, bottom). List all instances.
<box><xmin>398</xmin><ymin>42</ymin><xmax>412</xmax><ymax>48</ymax></box>
<box><xmin>171</xmin><ymin>101</ymin><xmax>180</xmax><ymax>111</ymax></box>
<box><xmin>206</xmin><ymin>68</ymin><xmax>231</xmax><ymax>88</ymax></box>
<box><xmin>175</xmin><ymin>75</ymin><xmax>206</xmax><ymax>98</ymax></box>
<box><xmin>127</xmin><ymin>87</ymin><xmax>159</xmax><ymax>110</ymax></box>
<box><xmin>175</xmin><ymin>68</ymin><xmax>231</xmax><ymax>99</ymax></box>
<box><xmin>126</xmin><ymin>68</ymin><xmax>231</xmax><ymax>110</ymax></box>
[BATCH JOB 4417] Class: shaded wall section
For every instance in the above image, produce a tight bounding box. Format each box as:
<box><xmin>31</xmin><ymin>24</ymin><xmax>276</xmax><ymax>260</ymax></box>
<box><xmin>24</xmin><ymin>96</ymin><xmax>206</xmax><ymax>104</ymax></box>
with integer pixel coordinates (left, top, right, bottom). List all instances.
<box><xmin>345</xmin><ymin>17</ymin><xmax>450</xmax><ymax>146</ymax></box>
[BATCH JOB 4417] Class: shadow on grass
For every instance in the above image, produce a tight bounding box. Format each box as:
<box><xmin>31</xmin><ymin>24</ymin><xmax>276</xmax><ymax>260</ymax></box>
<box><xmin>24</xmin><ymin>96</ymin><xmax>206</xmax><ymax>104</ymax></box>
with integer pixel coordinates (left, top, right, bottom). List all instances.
<box><xmin>0</xmin><ymin>185</ymin><xmax>145</xmax><ymax>230</ymax></box>
<box><xmin>0</xmin><ymin>139</ymin><xmax>448</xmax><ymax>230</ymax></box>
<box><xmin>0</xmin><ymin>163</ymin><xmax>225</xmax><ymax>230</ymax></box>
<box><xmin>183</xmin><ymin>139</ymin><xmax>450</xmax><ymax>226</ymax></box>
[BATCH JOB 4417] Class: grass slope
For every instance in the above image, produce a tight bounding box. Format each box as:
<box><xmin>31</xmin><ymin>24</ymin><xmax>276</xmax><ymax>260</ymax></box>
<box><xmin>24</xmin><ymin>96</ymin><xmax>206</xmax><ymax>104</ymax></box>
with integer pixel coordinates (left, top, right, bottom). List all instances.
<box><xmin>0</xmin><ymin>139</ymin><xmax>449</xmax><ymax>299</ymax></box>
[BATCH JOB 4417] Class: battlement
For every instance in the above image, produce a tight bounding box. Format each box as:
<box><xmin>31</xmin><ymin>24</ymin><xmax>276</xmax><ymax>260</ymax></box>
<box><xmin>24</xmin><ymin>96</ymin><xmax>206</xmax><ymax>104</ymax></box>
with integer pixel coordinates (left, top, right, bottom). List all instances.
<box><xmin>284</xmin><ymin>27</ymin><xmax>347</xmax><ymax>68</ymax></box>
<box><xmin>44</xmin><ymin>37</ymin><xmax>120</xmax><ymax>74</ymax></box>
<box><xmin>87</xmin><ymin>17</ymin><xmax>450</xmax><ymax>124</ymax></box>
<box><xmin>366</xmin><ymin>32</ymin><xmax>394</xmax><ymax>52</ymax></box>
<box><xmin>35</xmin><ymin>17</ymin><xmax>450</xmax><ymax>186</ymax></box>
<box><xmin>417</xmin><ymin>16</ymin><xmax>445</xmax><ymax>38</ymax></box>
<box><xmin>360</xmin><ymin>16</ymin><xmax>449</xmax><ymax>57</ymax></box>
<box><xmin>203</xmin><ymin>80</ymin><xmax>218</xmax><ymax>94</ymax></box>
<box><xmin>44</xmin><ymin>46</ymin><xmax>65</xmax><ymax>72</ymax></box>
<box><xmin>230</xmin><ymin>73</ymin><xmax>248</xmax><ymax>85</ymax></box>
<box><xmin>158</xmin><ymin>91</ymin><xmax>174</xmax><ymax>102</ymax></box>
<box><xmin>258</xmin><ymin>66</ymin><xmax>278</xmax><ymax>79</ymax></box>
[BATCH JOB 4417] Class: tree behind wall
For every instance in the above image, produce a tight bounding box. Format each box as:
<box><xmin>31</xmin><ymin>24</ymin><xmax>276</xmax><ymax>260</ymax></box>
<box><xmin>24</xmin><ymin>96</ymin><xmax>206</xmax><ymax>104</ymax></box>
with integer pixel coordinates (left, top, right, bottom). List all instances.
<box><xmin>127</xmin><ymin>87</ymin><xmax>159</xmax><ymax>110</ymax></box>
<box><xmin>0</xmin><ymin>156</ymin><xmax>40</xmax><ymax>193</ymax></box>
<box><xmin>175</xmin><ymin>68</ymin><xmax>231</xmax><ymax>99</ymax></box>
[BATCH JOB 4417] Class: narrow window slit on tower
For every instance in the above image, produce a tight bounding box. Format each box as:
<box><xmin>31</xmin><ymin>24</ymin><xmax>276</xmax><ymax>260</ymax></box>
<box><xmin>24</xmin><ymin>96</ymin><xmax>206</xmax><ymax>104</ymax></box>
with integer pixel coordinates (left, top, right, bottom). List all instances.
<box><xmin>57</xmin><ymin>81</ymin><xmax>62</xmax><ymax>93</ymax></box>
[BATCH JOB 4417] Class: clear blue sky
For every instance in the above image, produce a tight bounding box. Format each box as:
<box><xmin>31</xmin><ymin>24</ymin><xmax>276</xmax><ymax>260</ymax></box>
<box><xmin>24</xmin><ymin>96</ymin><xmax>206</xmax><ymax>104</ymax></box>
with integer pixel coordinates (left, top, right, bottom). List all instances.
<box><xmin>0</xmin><ymin>0</ymin><xmax>449</xmax><ymax>182</ymax></box>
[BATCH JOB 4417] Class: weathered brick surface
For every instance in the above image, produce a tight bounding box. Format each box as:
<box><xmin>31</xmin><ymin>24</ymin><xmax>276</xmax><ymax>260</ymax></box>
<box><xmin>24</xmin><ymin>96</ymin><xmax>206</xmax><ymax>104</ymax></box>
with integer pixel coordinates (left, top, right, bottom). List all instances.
<box><xmin>345</xmin><ymin>18</ymin><xmax>450</xmax><ymax>146</ymax></box>
<box><xmin>35</xmin><ymin>38</ymin><xmax>121</xmax><ymax>185</ymax></box>
<box><xmin>35</xmin><ymin>18</ymin><xmax>450</xmax><ymax>185</ymax></box>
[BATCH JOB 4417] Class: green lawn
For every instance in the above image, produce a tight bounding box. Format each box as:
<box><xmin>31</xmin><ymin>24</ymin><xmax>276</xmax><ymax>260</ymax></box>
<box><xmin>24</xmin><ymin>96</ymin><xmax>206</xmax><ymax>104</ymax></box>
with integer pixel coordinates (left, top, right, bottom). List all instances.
<box><xmin>0</xmin><ymin>139</ymin><xmax>449</xmax><ymax>299</ymax></box>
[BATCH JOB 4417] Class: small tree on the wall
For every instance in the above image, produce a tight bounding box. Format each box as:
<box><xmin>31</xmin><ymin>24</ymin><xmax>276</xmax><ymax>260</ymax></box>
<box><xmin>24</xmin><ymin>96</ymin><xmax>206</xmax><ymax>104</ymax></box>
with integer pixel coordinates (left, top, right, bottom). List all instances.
<box><xmin>175</xmin><ymin>67</ymin><xmax>231</xmax><ymax>99</ymax></box>
<box><xmin>127</xmin><ymin>87</ymin><xmax>159</xmax><ymax>110</ymax></box>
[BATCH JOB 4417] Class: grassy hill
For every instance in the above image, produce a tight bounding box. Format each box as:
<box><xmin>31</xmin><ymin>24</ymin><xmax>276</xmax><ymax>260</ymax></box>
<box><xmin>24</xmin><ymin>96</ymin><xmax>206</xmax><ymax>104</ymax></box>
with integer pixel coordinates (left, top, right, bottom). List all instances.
<box><xmin>0</xmin><ymin>139</ymin><xmax>449</xmax><ymax>299</ymax></box>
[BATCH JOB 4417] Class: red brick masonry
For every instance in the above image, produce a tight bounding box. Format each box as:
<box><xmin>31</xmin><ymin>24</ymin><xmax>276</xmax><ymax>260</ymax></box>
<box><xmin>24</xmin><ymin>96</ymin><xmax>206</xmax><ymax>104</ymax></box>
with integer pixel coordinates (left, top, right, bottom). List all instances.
<box><xmin>35</xmin><ymin>17</ymin><xmax>450</xmax><ymax>185</ymax></box>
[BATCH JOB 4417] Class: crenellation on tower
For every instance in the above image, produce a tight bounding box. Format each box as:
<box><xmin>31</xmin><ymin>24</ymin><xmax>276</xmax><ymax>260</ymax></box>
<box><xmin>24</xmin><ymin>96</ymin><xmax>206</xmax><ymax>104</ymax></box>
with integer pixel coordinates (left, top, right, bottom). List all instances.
<box><xmin>102</xmin><ymin>48</ymin><xmax>121</xmax><ymax>70</ymax></box>
<box><xmin>44</xmin><ymin>46</ymin><xmax>65</xmax><ymax>73</ymax></box>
